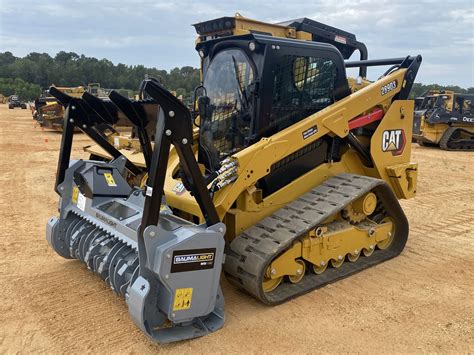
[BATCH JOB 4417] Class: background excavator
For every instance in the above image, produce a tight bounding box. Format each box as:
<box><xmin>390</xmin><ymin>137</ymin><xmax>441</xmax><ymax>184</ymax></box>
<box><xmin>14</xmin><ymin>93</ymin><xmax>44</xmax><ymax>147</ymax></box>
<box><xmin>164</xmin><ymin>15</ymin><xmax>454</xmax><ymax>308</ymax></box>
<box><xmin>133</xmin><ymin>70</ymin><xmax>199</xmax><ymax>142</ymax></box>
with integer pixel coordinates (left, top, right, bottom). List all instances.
<box><xmin>413</xmin><ymin>90</ymin><xmax>474</xmax><ymax>150</ymax></box>
<box><xmin>46</xmin><ymin>14</ymin><xmax>421</xmax><ymax>343</ymax></box>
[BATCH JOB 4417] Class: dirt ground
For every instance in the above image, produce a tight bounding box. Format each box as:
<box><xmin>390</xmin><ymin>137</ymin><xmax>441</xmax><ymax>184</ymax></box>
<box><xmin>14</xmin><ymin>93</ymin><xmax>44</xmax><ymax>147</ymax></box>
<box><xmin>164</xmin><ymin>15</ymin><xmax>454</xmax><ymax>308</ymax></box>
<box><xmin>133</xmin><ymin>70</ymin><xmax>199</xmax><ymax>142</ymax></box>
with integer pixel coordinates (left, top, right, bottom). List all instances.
<box><xmin>0</xmin><ymin>103</ymin><xmax>473</xmax><ymax>353</ymax></box>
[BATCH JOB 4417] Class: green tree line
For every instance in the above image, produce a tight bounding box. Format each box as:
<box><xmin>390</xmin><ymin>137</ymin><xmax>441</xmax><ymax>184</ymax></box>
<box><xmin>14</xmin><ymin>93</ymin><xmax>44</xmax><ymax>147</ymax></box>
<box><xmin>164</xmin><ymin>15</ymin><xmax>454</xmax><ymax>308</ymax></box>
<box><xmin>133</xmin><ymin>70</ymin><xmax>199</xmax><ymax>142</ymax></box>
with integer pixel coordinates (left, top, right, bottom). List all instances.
<box><xmin>0</xmin><ymin>78</ymin><xmax>42</xmax><ymax>100</ymax></box>
<box><xmin>1</xmin><ymin>51</ymin><xmax>472</xmax><ymax>101</ymax></box>
<box><xmin>0</xmin><ymin>51</ymin><xmax>200</xmax><ymax>100</ymax></box>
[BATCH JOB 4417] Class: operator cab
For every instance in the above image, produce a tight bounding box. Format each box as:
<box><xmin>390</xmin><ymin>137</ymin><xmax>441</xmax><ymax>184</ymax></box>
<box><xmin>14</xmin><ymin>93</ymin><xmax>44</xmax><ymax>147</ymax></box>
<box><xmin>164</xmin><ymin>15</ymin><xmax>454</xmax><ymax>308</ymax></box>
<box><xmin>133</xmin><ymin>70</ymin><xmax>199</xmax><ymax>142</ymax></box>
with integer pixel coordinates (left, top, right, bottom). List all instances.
<box><xmin>419</xmin><ymin>95</ymin><xmax>443</xmax><ymax>111</ymax></box>
<box><xmin>196</xmin><ymin>33</ymin><xmax>349</xmax><ymax>172</ymax></box>
<box><xmin>87</xmin><ymin>83</ymin><xmax>101</xmax><ymax>96</ymax></box>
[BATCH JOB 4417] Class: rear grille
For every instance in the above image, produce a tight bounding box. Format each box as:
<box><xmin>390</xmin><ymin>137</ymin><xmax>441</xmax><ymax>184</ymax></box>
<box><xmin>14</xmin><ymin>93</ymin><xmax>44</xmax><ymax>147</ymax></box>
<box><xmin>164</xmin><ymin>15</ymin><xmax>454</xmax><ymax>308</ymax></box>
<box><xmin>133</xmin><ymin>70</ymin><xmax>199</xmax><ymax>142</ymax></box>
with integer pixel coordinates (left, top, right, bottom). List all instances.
<box><xmin>271</xmin><ymin>139</ymin><xmax>322</xmax><ymax>171</ymax></box>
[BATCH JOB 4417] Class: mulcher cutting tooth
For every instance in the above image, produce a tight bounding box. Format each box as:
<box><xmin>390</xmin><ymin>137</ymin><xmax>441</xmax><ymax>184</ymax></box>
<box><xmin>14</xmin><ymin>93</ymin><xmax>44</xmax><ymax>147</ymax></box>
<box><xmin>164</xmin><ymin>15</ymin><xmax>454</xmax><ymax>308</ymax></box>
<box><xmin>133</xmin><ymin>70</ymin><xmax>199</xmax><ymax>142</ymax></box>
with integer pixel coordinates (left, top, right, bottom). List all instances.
<box><xmin>71</xmin><ymin>223</ymin><xmax>93</xmax><ymax>258</ymax></box>
<box><xmin>84</xmin><ymin>232</ymin><xmax>108</xmax><ymax>269</ymax></box>
<box><xmin>108</xmin><ymin>244</ymin><xmax>128</xmax><ymax>292</ymax></box>
<box><xmin>77</xmin><ymin>228</ymin><xmax>96</xmax><ymax>262</ymax></box>
<box><xmin>118</xmin><ymin>258</ymin><xmax>139</xmax><ymax>297</ymax></box>
<box><xmin>93</xmin><ymin>255</ymin><xmax>103</xmax><ymax>275</ymax></box>
<box><xmin>121</xmin><ymin>264</ymin><xmax>140</xmax><ymax>297</ymax></box>
<box><xmin>97</xmin><ymin>242</ymin><xmax>122</xmax><ymax>279</ymax></box>
<box><xmin>111</xmin><ymin>250</ymin><xmax>136</xmax><ymax>294</ymax></box>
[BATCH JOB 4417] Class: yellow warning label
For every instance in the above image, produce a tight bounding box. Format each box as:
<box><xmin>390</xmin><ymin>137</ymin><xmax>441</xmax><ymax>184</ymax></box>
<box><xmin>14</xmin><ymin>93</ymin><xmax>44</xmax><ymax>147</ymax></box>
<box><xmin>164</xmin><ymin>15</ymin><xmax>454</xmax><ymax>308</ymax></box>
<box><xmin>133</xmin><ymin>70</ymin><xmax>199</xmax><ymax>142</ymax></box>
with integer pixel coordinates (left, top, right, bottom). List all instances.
<box><xmin>173</xmin><ymin>288</ymin><xmax>193</xmax><ymax>311</ymax></box>
<box><xmin>103</xmin><ymin>172</ymin><xmax>117</xmax><ymax>187</ymax></box>
<box><xmin>72</xmin><ymin>186</ymin><xmax>79</xmax><ymax>204</ymax></box>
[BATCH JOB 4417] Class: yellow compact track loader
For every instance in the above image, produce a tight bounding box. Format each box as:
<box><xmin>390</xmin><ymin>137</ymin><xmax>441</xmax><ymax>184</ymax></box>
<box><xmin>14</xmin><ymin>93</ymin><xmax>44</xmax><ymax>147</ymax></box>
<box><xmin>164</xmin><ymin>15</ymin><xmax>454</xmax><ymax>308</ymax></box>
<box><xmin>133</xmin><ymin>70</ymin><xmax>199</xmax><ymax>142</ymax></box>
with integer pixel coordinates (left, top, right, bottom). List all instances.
<box><xmin>34</xmin><ymin>84</ymin><xmax>119</xmax><ymax>131</ymax></box>
<box><xmin>33</xmin><ymin>86</ymin><xmax>86</xmax><ymax>130</ymax></box>
<box><xmin>413</xmin><ymin>90</ymin><xmax>474</xmax><ymax>150</ymax></box>
<box><xmin>46</xmin><ymin>15</ymin><xmax>421</xmax><ymax>343</ymax></box>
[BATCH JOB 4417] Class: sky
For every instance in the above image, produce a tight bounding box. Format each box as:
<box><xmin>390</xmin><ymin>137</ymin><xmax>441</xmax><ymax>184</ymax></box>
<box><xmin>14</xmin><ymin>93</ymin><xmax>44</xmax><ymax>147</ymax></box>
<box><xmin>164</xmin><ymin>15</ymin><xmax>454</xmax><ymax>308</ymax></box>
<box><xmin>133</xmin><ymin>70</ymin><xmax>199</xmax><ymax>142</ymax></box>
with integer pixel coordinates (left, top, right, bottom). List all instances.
<box><xmin>0</xmin><ymin>0</ymin><xmax>473</xmax><ymax>87</ymax></box>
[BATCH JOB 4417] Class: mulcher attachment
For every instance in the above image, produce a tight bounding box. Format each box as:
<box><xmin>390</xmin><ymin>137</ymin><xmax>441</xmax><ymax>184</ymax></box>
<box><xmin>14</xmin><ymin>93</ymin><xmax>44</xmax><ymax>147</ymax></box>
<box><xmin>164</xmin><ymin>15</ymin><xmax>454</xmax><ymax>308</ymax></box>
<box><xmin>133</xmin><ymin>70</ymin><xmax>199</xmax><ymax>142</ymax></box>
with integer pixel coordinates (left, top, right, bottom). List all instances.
<box><xmin>47</xmin><ymin>79</ymin><xmax>226</xmax><ymax>343</ymax></box>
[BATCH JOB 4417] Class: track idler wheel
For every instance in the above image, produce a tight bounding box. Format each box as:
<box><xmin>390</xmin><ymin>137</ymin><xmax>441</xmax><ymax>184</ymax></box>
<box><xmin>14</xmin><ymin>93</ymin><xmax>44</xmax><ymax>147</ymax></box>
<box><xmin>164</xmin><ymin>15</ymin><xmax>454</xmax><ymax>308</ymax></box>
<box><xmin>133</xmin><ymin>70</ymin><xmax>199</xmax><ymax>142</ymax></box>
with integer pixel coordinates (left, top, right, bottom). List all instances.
<box><xmin>262</xmin><ymin>266</ymin><xmax>283</xmax><ymax>292</ymax></box>
<box><xmin>288</xmin><ymin>259</ymin><xmax>305</xmax><ymax>284</ymax></box>
<box><xmin>312</xmin><ymin>261</ymin><xmax>328</xmax><ymax>275</ymax></box>
<box><xmin>377</xmin><ymin>217</ymin><xmax>395</xmax><ymax>250</ymax></box>
<box><xmin>330</xmin><ymin>255</ymin><xmax>345</xmax><ymax>268</ymax></box>
<box><xmin>362</xmin><ymin>246</ymin><xmax>375</xmax><ymax>257</ymax></box>
<box><xmin>262</xmin><ymin>276</ymin><xmax>283</xmax><ymax>293</ymax></box>
<box><xmin>347</xmin><ymin>250</ymin><xmax>361</xmax><ymax>262</ymax></box>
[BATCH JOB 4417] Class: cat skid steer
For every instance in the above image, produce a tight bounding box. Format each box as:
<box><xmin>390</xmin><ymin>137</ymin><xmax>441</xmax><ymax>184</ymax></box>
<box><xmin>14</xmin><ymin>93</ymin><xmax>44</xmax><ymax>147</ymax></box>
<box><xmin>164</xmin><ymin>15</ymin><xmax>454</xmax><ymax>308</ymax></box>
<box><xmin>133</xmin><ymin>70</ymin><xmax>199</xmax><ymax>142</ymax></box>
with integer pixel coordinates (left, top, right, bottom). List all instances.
<box><xmin>46</xmin><ymin>16</ymin><xmax>421</xmax><ymax>343</ymax></box>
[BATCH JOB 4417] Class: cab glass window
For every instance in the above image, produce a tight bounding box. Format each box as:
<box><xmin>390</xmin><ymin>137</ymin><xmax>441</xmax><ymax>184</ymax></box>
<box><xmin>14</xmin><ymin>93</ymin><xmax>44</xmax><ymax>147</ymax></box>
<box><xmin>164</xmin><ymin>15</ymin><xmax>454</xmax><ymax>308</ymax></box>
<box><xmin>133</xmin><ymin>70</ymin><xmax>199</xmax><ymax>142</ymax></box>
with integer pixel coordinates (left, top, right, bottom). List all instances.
<box><xmin>270</xmin><ymin>55</ymin><xmax>336</xmax><ymax>132</ymax></box>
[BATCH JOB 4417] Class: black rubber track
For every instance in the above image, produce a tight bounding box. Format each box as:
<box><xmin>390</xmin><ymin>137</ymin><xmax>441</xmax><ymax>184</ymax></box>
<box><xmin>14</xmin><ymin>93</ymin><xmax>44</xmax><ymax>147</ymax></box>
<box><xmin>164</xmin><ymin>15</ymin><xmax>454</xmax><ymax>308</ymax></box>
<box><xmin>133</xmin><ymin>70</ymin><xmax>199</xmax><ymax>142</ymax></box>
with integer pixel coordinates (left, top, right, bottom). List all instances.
<box><xmin>439</xmin><ymin>127</ymin><xmax>474</xmax><ymax>151</ymax></box>
<box><xmin>224</xmin><ymin>173</ymin><xmax>409</xmax><ymax>305</ymax></box>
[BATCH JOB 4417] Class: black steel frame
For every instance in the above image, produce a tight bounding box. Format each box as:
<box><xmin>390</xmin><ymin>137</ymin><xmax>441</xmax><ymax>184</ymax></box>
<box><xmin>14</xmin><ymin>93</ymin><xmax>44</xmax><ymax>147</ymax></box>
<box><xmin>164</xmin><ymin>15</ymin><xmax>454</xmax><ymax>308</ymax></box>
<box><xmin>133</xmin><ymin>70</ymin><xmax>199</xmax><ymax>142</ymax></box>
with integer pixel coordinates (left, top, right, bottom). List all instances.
<box><xmin>278</xmin><ymin>17</ymin><xmax>369</xmax><ymax>77</ymax></box>
<box><xmin>50</xmin><ymin>86</ymin><xmax>143</xmax><ymax>192</ymax></box>
<box><xmin>345</xmin><ymin>55</ymin><xmax>422</xmax><ymax>100</ymax></box>
<box><xmin>52</xmin><ymin>80</ymin><xmax>220</xmax><ymax>233</ymax></box>
<box><xmin>139</xmin><ymin>79</ymin><xmax>220</xmax><ymax>228</ymax></box>
<box><xmin>108</xmin><ymin>90</ymin><xmax>153</xmax><ymax>168</ymax></box>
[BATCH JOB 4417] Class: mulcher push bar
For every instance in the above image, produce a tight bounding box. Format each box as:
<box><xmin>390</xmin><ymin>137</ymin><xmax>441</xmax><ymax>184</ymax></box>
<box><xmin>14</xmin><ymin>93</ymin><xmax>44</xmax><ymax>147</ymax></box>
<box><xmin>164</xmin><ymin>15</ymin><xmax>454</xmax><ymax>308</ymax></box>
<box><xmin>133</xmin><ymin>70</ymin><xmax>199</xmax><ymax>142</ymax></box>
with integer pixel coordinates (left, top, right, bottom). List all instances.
<box><xmin>81</xmin><ymin>91</ymin><xmax>120</xmax><ymax>126</ymax></box>
<box><xmin>139</xmin><ymin>78</ymin><xmax>220</xmax><ymax>229</ymax></box>
<box><xmin>49</xmin><ymin>86</ymin><xmax>142</xmax><ymax>192</ymax></box>
<box><xmin>82</xmin><ymin>89</ymin><xmax>154</xmax><ymax>169</ymax></box>
<box><xmin>108</xmin><ymin>90</ymin><xmax>153</xmax><ymax>168</ymax></box>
